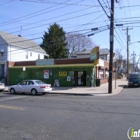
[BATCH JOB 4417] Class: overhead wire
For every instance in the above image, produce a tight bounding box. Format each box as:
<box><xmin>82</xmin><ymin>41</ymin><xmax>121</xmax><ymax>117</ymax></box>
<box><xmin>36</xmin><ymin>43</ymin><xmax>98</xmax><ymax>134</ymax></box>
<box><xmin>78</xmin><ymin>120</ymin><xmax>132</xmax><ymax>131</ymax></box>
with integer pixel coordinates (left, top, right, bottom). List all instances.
<box><xmin>0</xmin><ymin>0</ymin><xmax>139</xmax><ymax>58</ymax></box>
<box><xmin>102</xmin><ymin>0</ymin><xmax>127</xmax><ymax>52</ymax></box>
<box><xmin>0</xmin><ymin>0</ymin><xmax>78</xmax><ymax>26</ymax></box>
<box><xmin>1</xmin><ymin>10</ymin><xmax>103</xmax><ymax>36</ymax></box>
<box><xmin>0</xmin><ymin>29</ymin><xmax>99</xmax><ymax>57</ymax></box>
<box><xmin>2</xmin><ymin>6</ymin><xmax>95</xmax><ymax>31</ymax></box>
<box><xmin>0</xmin><ymin>0</ymin><xmax>14</xmax><ymax>6</ymax></box>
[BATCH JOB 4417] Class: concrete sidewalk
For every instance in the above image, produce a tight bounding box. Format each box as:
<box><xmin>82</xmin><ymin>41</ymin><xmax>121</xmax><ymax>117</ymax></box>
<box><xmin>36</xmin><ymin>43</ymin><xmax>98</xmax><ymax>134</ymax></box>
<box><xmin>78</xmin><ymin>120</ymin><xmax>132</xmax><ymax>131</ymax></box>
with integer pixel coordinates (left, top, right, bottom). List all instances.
<box><xmin>4</xmin><ymin>78</ymin><xmax>127</xmax><ymax>96</ymax></box>
<box><xmin>49</xmin><ymin>78</ymin><xmax>127</xmax><ymax>96</ymax></box>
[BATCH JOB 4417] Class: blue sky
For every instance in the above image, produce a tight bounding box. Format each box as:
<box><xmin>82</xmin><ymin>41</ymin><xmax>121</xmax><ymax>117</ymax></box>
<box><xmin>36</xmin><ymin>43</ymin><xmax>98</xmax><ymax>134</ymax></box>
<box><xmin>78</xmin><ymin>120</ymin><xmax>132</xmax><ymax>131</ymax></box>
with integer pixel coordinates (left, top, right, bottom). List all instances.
<box><xmin>1</xmin><ymin>0</ymin><xmax>140</xmax><ymax>64</ymax></box>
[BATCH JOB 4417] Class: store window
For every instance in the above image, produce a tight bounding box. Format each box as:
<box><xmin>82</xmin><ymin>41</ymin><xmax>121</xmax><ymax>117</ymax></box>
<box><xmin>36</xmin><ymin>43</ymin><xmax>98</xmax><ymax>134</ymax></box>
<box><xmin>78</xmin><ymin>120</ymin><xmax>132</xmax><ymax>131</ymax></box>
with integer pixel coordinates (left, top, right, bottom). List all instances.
<box><xmin>99</xmin><ymin>69</ymin><xmax>104</xmax><ymax>79</ymax></box>
<box><xmin>106</xmin><ymin>71</ymin><xmax>109</xmax><ymax>79</ymax></box>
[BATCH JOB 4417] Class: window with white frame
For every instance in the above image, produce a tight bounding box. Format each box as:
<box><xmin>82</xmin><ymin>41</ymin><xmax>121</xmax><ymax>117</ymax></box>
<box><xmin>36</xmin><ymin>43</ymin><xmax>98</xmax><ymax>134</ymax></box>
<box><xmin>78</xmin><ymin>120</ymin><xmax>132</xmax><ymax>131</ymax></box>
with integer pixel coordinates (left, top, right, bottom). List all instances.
<box><xmin>0</xmin><ymin>49</ymin><xmax>4</xmax><ymax>56</ymax></box>
<box><xmin>30</xmin><ymin>52</ymin><xmax>32</xmax><ymax>56</ymax></box>
<box><xmin>99</xmin><ymin>69</ymin><xmax>104</xmax><ymax>79</ymax></box>
<box><xmin>26</xmin><ymin>52</ymin><xmax>28</xmax><ymax>59</ymax></box>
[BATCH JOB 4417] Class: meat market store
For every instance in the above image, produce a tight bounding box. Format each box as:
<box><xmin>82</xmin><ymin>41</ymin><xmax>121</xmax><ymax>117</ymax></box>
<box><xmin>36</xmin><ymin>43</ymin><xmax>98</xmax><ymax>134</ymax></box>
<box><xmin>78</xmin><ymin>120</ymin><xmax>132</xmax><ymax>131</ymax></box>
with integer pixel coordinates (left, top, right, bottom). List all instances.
<box><xmin>8</xmin><ymin>58</ymin><xmax>110</xmax><ymax>87</ymax></box>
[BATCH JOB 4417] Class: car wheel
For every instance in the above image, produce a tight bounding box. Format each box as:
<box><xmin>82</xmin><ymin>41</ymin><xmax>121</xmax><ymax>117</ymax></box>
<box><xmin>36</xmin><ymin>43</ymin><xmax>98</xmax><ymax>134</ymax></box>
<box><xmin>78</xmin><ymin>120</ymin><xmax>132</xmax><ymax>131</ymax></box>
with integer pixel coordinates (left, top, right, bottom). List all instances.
<box><xmin>31</xmin><ymin>89</ymin><xmax>37</xmax><ymax>95</ymax></box>
<box><xmin>10</xmin><ymin>88</ymin><xmax>15</xmax><ymax>94</ymax></box>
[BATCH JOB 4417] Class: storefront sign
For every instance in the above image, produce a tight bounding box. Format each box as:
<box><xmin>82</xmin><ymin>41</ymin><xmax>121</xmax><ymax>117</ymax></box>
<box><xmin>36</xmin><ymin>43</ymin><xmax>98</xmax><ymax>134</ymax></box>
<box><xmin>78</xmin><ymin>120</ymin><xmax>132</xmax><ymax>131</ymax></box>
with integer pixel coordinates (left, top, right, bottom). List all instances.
<box><xmin>59</xmin><ymin>71</ymin><xmax>67</xmax><ymax>76</ymax></box>
<box><xmin>93</xmin><ymin>59</ymin><xmax>98</xmax><ymax>66</ymax></box>
<box><xmin>36</xmin><ymin>59</ymin><xmax>54</xmax><ymax>66</ymax></box>
<box><xmin>90</xmin><ymin>46</ymin><xmax>99</xmax><ymax>61</ymax></box>
<box><xmin>99</xmin><ymin>59</ymin><xmax>104</xmax><ymax>67</ymax></box>
<box><xmin>44</xmin><ymin>70</ymin><xmax>49</xmax><ymax>79</ymax></box>
<box><xmin>90</xmin><ymin>52</ymin><xmax>97</xmax><ymax>61</ymax></box>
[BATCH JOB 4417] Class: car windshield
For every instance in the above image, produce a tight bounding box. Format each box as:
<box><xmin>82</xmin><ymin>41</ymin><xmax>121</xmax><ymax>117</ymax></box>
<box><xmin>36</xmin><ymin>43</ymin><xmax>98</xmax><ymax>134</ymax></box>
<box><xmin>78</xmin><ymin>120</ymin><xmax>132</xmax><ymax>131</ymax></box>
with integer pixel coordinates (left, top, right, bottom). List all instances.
<box><xmin>129</xmin><ymin>74</ymin><xmax>140</xmax><ymax>79</ymax></box>
<box><xmin>35</xmin><ymin>80</ymin><xmax>46</xmax><ymax>85</ymax></box>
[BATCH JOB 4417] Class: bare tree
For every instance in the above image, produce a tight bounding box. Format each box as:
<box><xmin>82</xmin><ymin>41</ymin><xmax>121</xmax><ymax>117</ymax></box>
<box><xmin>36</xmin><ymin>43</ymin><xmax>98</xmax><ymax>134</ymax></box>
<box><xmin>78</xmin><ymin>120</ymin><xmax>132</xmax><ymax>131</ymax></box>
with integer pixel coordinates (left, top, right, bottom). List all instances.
<box><xmin>115</xmin><ymin>48</ymin><xmax>123</xmax><ymax>64</ymax></box>
<box><xmin>115</xmin><ymin>48</ymin><xmax>126</xmax><ymax>75</ymax></box>
<box><xmin>66</xmin><ymin>33</ymin><xmax>95</xmax><ymax>57</ymax></box>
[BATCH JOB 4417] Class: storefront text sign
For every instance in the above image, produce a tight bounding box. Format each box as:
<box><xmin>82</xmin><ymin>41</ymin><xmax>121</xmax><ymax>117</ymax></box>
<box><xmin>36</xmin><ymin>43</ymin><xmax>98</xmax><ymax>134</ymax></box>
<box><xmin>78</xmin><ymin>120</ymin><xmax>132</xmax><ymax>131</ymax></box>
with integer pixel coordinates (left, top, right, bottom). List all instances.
<box><xmin>90</xmin><ymin>46</ymin><xmax>99</xmax><ymax>61</ymax></box>
<box><xmin>59</xmin><ymin>71</ymin><xmax>67</xmax><ymax>76</ymax></box>
<box><xmin>99</xmin><ymin>59</ymin><xmax>104</xmax><ymax>67</ymax></box>
<box><xmin>44</xmin><ymin>70</ymin><xmax>49</xmax><ymax>79</ymax></box>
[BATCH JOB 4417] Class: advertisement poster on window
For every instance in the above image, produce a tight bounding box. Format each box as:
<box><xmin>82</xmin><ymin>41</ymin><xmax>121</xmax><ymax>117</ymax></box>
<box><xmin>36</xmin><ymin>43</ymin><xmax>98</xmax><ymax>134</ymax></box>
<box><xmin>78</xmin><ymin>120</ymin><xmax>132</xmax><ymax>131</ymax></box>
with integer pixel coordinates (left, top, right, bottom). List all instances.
<box><xmin>54</xmin><ymin>79</ymin><xmax>60</xmax><ymax>87</ymax></box>
<box><xmin>44</xmin><ymin>70</ymin><xmax>49</xmax><ymax>79</ymax></box>
<box><xmin>67</xmin><ymin>76</ymin><xmax>71</xmax><ymax>81</ymax></box>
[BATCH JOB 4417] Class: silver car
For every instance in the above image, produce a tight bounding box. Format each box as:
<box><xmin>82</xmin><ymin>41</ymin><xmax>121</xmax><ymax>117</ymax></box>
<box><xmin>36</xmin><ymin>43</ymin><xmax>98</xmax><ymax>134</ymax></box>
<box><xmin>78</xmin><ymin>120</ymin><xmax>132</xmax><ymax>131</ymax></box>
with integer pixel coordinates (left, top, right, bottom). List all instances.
<box><xmin>0</xmin><ymin>82</ymin><xmax>5</xmax><ymax>92</ymax></box>
<box><xmin>9</xmin><ymin>80</ymin><xmax>52</xmax><ymax>95</ymax></box>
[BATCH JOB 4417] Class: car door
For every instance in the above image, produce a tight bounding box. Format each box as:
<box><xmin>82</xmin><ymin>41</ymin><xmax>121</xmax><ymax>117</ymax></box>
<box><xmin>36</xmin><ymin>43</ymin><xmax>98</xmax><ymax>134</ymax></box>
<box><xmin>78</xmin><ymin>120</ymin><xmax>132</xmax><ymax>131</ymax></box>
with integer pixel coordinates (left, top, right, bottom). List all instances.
<box><xmin>19</xmin><ymin>80</ymin><xmax>29</xmax><ymax>93</ymax></box>
<box><xmin>15</xmin><ymin>81</ymin><xmax>25</xmax><ymax>93</ymax></box>
<box><xmin>25</xmin><ymin>81</ymin><xmax>34</xmax><ymax>93</ymax></box>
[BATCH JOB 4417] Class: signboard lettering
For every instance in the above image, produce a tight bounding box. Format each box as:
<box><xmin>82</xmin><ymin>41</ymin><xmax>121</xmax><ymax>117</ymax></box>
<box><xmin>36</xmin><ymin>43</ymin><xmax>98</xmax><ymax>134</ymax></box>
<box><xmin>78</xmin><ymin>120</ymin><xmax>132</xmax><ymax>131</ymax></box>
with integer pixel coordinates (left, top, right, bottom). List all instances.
<box><xmin>59</xmin><ymin>71</ymin><xmax>67</xmax><ymax>76</ymax></box>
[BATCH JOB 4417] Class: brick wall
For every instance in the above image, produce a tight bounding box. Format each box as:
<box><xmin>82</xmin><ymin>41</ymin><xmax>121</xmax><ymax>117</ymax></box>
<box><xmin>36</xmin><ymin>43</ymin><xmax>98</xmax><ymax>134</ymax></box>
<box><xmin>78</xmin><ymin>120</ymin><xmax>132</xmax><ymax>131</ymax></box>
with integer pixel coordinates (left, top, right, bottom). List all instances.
<box><xmin>13</xmin><ymin>61</ymin><xmax>36</xmax><ymax>66</ymax></box>
<box><xmin>54</xmin><ymin>58</ymin><xmax>93</xmax><ymax>64</ymax></box>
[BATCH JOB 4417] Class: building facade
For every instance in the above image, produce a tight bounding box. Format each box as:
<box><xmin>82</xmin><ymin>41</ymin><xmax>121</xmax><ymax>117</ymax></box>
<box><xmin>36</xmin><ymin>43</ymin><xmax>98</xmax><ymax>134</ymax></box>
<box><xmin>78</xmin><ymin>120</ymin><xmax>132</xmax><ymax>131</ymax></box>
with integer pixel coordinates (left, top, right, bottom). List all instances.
<box><xmin>0</xmin><ymin>31</ymin><xmax>48</xmax><ymax>83</ymax></box>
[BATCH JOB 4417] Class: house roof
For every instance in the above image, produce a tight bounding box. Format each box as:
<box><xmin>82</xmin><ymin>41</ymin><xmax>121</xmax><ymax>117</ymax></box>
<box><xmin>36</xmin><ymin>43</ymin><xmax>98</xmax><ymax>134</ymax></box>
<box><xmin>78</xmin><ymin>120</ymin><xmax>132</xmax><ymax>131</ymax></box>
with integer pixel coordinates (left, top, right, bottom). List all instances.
<box><xmin>0</xmin><ymin>31</ymin><xmax>48</xmax><ymax>55</ymax></box>
<box><xmin>100</xmin><ymin>48</ymin><xmax>110</xmax><ymax>55</ymax></box>
<box><xmin>71</xmin><ymin>48</ymin><xmax>110</xmax><ymax>56</ymax></box>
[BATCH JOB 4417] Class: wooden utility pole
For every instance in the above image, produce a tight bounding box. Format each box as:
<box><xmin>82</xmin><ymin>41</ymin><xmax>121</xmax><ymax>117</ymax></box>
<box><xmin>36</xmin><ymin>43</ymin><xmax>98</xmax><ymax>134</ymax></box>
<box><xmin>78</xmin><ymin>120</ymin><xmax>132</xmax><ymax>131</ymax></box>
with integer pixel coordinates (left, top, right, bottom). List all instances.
<box><xmin>108</xmin><ymin>0</ymin><xmax>114</xmax><ymax>93</ymax></box>
<box><xmin>122</xmin><ymin>27</ymin><xmax>133</xmax><ymax>78</ymax></box>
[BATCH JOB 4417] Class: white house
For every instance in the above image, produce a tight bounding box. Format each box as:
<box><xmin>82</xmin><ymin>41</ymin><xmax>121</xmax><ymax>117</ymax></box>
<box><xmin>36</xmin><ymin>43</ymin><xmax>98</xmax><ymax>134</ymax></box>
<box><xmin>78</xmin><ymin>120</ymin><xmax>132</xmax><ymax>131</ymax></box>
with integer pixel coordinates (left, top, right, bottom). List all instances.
<box><xmin>0</xmin><ymin>31</ymin><xmax>48</xmax><ymax>83</ymax></box>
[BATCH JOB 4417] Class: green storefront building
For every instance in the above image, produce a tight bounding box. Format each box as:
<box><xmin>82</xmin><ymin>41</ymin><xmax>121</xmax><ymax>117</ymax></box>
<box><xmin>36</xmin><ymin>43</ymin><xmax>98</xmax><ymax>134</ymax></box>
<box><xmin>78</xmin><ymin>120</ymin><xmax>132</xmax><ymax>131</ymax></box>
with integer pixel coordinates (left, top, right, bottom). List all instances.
<box><xmin>9</xmin><ymin>63</ymin><xmax>96</xmax><ymax>87</ymax></box>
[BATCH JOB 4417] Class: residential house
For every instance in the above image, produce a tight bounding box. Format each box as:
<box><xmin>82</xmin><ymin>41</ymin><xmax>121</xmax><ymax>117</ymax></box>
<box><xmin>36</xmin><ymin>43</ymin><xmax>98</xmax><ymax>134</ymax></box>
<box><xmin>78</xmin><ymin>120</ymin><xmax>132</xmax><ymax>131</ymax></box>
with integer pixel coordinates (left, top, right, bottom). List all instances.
<box><xmin>71</xmin><ymin>48</ymin><xmax>115</xmax><ymax>61</ymax></box>
<box><xmin>0</xmin><ymin>31</ymin><xmax>48</xmax><ymax>83</ymax></box>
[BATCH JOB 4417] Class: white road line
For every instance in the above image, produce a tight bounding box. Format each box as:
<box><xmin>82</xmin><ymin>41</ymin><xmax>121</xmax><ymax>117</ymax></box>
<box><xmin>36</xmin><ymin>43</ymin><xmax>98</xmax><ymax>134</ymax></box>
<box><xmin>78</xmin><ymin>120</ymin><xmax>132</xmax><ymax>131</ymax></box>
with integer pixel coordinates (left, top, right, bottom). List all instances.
<box><xmin>0</xmin><ymin>104</ymin><xmax>25</xmax><ymax>110</ymax></box>
<box><xmin>0</xmin><ymin>96</ymin><xmax>28</xmax><ymax>102</ymax></box>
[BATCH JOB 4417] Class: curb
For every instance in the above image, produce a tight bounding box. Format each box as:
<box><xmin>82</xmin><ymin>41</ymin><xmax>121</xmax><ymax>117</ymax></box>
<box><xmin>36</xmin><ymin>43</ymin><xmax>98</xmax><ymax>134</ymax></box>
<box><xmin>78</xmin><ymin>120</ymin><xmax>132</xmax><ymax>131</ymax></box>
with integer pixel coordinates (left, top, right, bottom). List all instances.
<box><xmin>48</xmin><ymin>92</ymin><xmax>93</xmax><ymax>96</ymax></box>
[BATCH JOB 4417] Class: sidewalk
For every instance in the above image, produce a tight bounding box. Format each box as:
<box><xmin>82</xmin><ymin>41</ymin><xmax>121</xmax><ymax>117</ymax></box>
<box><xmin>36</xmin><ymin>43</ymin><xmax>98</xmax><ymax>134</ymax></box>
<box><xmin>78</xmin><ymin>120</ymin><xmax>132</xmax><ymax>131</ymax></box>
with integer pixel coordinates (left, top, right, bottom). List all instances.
<box><xmin>49</xmin><ymin>78</ymin><xmax>127</xmax><ymax>96</ymax></box>
<box><xmin>4</xmin><ymin>78</ymin><xmax>127</xmax><ymax>96</ymax></box>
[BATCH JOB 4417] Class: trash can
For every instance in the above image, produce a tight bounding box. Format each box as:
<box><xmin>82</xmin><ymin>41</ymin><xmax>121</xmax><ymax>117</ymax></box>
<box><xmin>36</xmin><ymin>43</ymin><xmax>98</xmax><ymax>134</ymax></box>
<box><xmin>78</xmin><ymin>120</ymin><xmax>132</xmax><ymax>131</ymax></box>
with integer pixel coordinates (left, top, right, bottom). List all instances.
<box><xmin>96</xmin><ymin>79</ymin><xmax>100</xmax><ymax>87</ymax></box>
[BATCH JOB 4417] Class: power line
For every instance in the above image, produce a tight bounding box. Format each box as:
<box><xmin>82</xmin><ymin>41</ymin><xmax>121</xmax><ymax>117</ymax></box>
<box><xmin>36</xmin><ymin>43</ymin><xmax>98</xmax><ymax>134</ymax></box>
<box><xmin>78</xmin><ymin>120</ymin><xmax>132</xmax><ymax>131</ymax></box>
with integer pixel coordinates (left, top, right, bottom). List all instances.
<box><xmin>19</xmin><ymin>0</ymin><xmax>99</xmax><ymax>7</ymax></box>
<box><xmin>1</xmin><ymin>10</ymin><xmax>103</xmax><ymax>36</ymax></box>
<box><xmin>0</xmin><ymin>0</ymin><xmax>14</xmax><ymax>6</ymax></box>
<box><xmin>2</xmin><ymin>6</ymin><xmax>94</xmax><ymax>31</ymax></box>
<box><xmin>0</xmin><ymin>0</ymin><xmax>75</xmax><ymax>26</ymax></box>
<box><xmin>98</xmin><ymin>0</ymin><xmax>110</xmax><ymax>19</ymax></box>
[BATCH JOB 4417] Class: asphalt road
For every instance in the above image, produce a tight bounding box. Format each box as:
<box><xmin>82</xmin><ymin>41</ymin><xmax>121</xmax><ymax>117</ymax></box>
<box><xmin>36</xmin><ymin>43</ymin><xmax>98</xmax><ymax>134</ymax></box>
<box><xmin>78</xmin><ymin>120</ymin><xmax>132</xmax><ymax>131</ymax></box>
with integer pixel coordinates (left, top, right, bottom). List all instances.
<box><xmin>0</xmin><ymin>87</ymin><xmax>140</xmax><ymax>140</ymax></box>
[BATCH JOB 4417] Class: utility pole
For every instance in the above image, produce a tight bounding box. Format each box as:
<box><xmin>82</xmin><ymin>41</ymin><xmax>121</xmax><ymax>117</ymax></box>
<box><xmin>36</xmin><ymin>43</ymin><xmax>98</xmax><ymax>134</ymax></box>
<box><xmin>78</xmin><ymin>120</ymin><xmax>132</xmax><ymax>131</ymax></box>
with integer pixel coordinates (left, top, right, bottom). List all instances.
<box><xmin>131</xmin><ymin>51</ymin><xmax>136</xmax><ymax>72</ymax></box>
<box><xmin>122</xmin><ymin>27</ymin><xmax>133</xmax><ymax>78</ymax></box>
<box><xmin>108</xmin><ymin>0</ymin><xmax>114</xmax><ymax>93</ymax></box>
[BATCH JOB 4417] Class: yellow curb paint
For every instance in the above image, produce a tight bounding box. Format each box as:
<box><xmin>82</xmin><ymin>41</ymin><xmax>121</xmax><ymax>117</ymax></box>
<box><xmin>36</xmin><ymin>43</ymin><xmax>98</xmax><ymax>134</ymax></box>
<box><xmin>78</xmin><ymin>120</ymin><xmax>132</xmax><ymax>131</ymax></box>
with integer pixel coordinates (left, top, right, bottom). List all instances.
<box><xmin>0</xmin><ymin>105</ymin><xmax>25</xmax><ymax>110</ymax></box>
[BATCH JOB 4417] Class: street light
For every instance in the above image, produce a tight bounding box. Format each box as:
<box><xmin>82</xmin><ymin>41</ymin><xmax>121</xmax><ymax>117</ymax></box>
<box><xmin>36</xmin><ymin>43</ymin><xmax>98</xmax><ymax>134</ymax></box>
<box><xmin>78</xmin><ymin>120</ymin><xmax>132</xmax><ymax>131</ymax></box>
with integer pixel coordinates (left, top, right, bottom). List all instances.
<box><xmin>129</xmin><ymin>41</ymin><xmax>140</xmax><ymax>45</ymax></box>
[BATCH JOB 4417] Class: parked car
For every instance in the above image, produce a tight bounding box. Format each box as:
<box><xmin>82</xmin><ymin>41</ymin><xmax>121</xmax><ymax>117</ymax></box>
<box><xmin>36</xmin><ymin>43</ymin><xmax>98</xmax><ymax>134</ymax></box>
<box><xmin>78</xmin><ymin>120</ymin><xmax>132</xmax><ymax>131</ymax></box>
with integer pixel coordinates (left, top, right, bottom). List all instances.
<box><xmin>0</xmin><ymin>82</ymin><xmax>5</xmax><ymax>92</ymax></box>
<box><xmin>128</xmin><ymin>72</ymin><xmax>140</xmax><ymax>87</ymax></box>
<box><xmin>9</xmin><ymin>80</ymin><xmax>52</xmax><ymax>95</ymax></box>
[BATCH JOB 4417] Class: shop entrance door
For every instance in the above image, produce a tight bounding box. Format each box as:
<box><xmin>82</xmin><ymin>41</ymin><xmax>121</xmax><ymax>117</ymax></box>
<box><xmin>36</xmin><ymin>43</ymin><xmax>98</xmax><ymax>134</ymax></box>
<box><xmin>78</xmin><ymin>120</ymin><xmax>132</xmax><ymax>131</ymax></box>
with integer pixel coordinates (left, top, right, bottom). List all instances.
<box><xmin>74</xmin><ymin>71</ymin><xmax>86</xmax><ymax>86</ymax></box>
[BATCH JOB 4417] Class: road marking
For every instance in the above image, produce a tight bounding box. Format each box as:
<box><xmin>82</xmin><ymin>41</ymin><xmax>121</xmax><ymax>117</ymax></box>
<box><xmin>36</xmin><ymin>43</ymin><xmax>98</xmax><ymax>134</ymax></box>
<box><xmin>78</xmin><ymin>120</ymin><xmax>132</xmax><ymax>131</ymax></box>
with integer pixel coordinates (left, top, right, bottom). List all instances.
<box><xmin>0</xmin><ymin>104</ymin><xmax>25</xmax><ymax>110</ymax></box>
<box><xmin>0</xmin><ymin>96</ymin><xmax>28</xmax><ymax>102</ymax></box>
